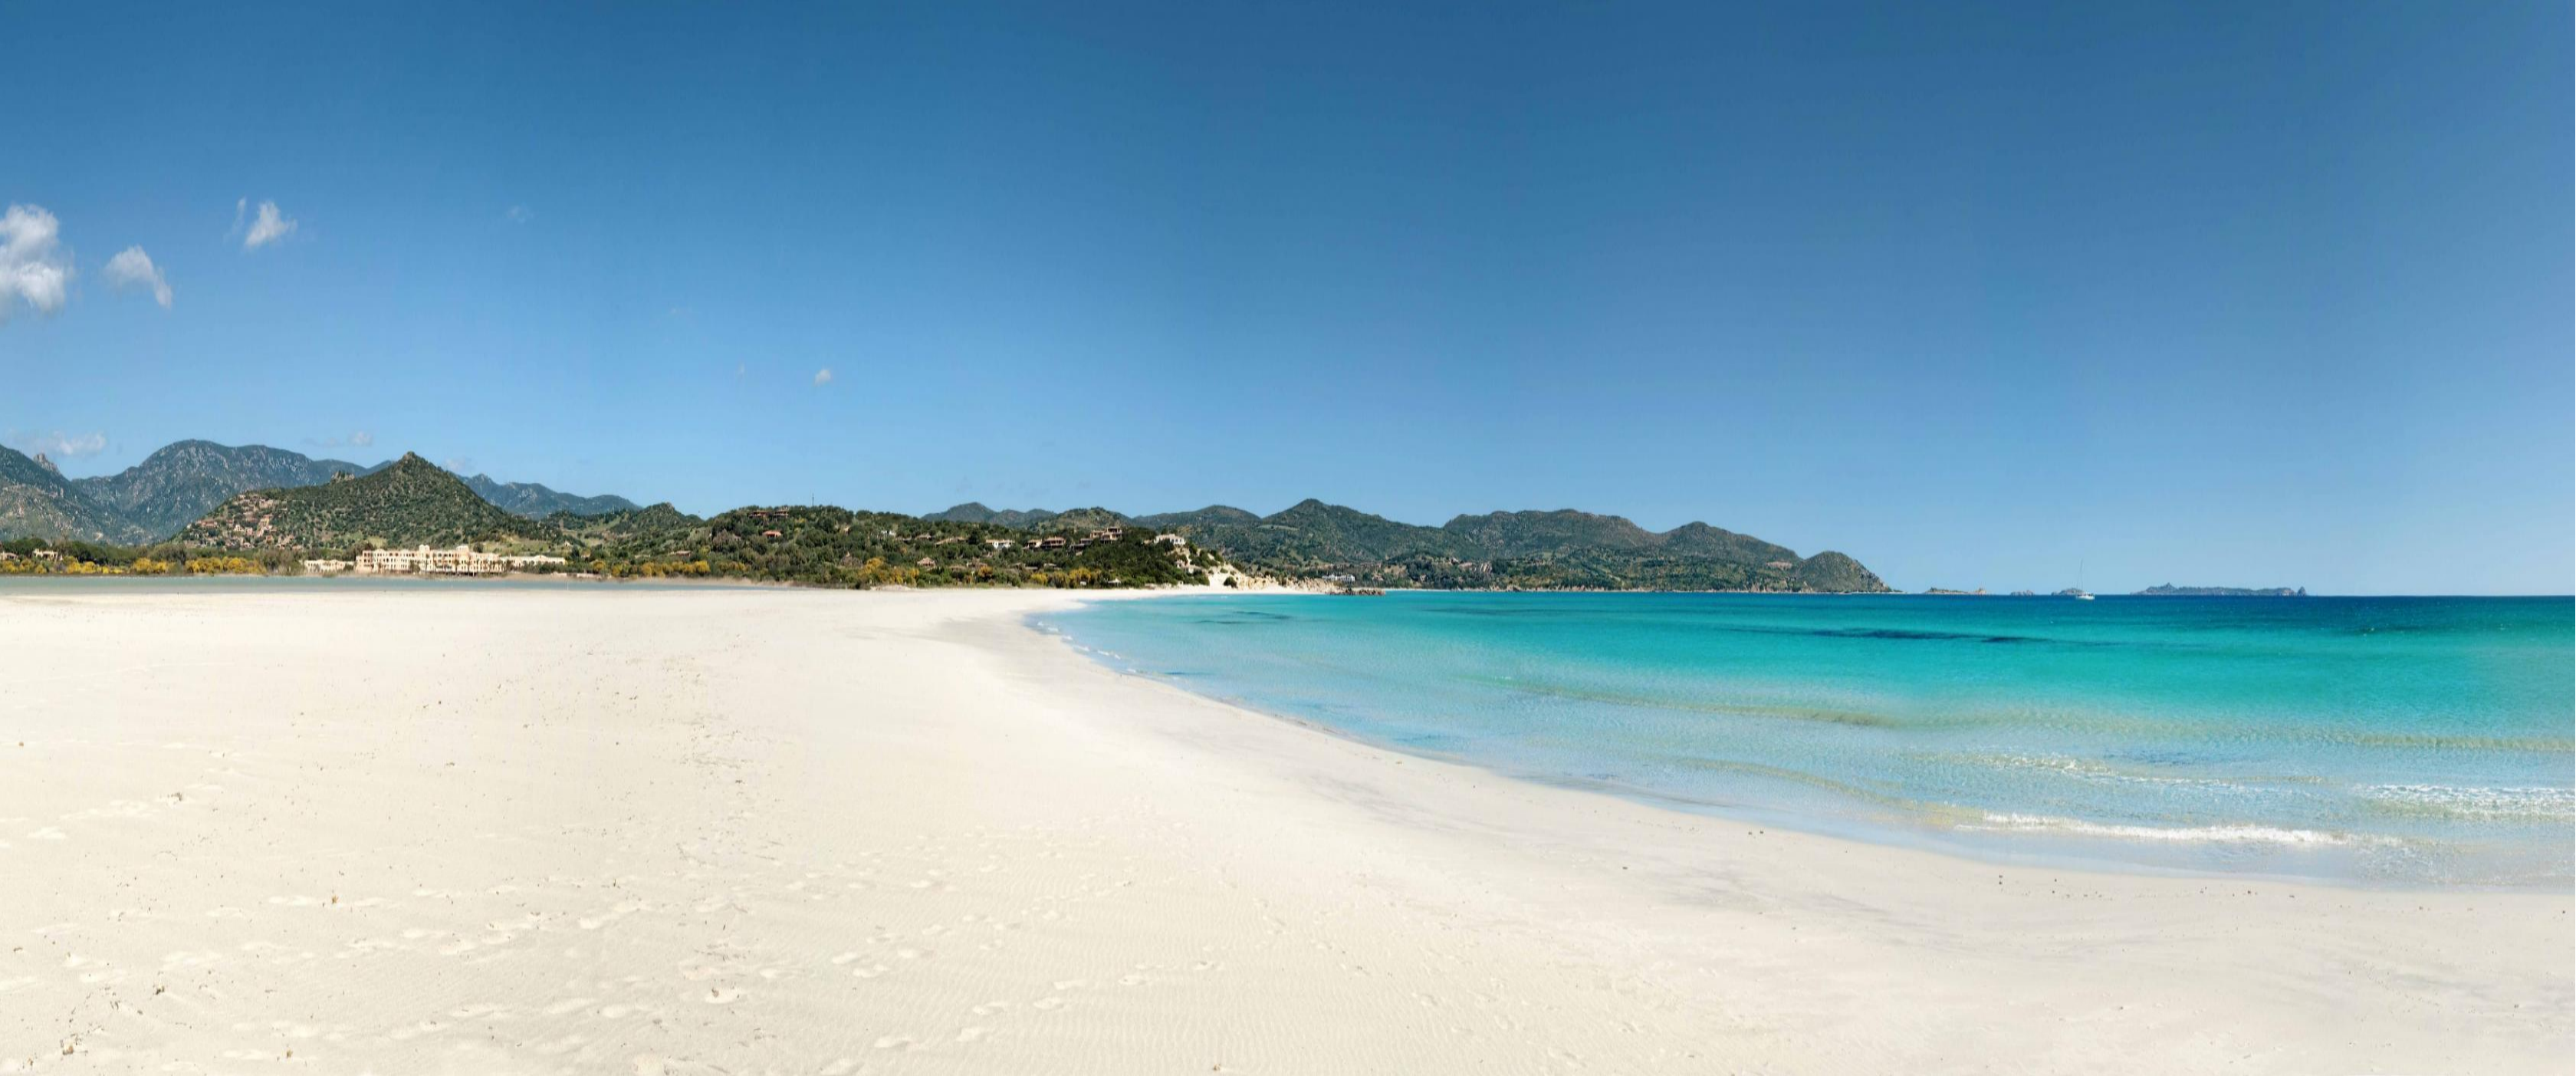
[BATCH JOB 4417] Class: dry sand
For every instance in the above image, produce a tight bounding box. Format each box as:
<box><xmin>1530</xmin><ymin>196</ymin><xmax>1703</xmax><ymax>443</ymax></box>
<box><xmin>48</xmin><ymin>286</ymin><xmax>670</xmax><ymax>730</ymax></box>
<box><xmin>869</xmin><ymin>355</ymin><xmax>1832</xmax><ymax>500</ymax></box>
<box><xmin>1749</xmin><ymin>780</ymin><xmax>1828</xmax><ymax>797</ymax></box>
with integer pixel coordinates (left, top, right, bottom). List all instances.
<box><xmin>1</xmin><ymin>585</ymin><xmax>2566</xmax><ymax>1074</ymax></box>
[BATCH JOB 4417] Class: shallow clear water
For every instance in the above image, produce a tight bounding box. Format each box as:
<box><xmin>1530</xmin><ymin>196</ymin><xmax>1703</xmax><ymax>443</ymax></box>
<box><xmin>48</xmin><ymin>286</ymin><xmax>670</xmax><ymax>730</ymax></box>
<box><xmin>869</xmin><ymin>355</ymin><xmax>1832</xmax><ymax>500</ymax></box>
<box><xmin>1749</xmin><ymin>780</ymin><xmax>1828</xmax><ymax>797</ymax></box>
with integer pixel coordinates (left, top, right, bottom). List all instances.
<box><xmin>1046</xmin><ymin>593</ymin><xmax>2574</xmax><ymax>887</ymax></box>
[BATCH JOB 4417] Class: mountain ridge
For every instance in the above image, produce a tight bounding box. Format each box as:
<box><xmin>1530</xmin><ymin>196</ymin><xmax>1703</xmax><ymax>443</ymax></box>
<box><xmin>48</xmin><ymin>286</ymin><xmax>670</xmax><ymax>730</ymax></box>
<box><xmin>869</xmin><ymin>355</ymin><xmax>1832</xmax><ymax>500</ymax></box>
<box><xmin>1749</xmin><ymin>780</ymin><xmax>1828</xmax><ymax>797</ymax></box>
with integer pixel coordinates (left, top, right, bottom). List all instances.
<box><xmin>927</xmin><ymin>500</ymin><xmax>1889</xmax><ymax>592</ymax></box>
<box><xmin>0</xmin><ymin>446</ymin><xmax>149</xmax><ymax>544</ymax></box>
<box><xmin>0</xmin><ymin>440</ymin><xmax>642</xmax><ymax>543</ymax></box>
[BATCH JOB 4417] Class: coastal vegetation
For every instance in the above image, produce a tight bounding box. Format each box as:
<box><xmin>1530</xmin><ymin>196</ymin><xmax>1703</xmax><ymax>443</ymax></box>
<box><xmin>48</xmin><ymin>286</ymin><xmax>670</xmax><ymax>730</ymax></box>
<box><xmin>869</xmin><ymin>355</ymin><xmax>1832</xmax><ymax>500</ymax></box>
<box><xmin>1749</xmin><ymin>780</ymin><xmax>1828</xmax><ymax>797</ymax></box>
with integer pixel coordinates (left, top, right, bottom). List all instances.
<box><xmin>0</xmin><ymin>536</ymin><xmax>301</xmax><ymax>576</ymax></box>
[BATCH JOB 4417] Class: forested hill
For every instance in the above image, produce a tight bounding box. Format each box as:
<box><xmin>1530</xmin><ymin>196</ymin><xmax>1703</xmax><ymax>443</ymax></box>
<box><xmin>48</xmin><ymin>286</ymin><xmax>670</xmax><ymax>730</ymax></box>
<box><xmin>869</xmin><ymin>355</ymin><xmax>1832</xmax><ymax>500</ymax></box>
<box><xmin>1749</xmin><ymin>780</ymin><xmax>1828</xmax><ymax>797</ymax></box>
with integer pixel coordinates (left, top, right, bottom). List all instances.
<box><xmin>928</xmin><ymin>499</ymin><xmax>1891</xmax><ymax>592</ymax></box>
<box><xmin>180</xmin><ymin>454</ymin><xmax>550</xmax><ymax>551</ymax></box>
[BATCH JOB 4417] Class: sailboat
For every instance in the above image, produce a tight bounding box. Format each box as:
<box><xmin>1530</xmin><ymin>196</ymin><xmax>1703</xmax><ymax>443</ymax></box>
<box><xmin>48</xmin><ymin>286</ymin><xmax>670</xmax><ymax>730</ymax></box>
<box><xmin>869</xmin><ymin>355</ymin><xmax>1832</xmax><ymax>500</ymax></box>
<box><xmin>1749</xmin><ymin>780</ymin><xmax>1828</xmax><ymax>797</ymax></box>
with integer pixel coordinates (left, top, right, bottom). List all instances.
<box><xmin>2073</xmin><ymin>559</ymin><xmax>2095</xmax><ymax>600</ymax></box>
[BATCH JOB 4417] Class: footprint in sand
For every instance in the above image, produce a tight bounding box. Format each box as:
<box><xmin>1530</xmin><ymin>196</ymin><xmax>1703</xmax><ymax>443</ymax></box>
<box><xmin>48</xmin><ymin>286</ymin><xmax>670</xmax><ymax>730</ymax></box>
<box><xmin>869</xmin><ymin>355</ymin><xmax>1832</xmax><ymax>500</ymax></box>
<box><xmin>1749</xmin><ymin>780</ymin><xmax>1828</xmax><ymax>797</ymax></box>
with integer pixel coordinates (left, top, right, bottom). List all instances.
<box><xmin>820</xmin><ymin>1060</ymin><xmax>858</xmax><ymax>1075</ymax></box>
<box><xmin>533</xmin><ymin>1034</ymin><xmax>588</xmax><ymax>1055</ymax></box>
<box><xmin>705</xmin><ymin>988</ymin><xmax>742</xmax><ymax>1005</ymax></box>
<box><xmin>851</xmin><ymin>964</ymin><xmax>890</xmax><ymax>979</ymax></box>
<box><xmin>955</xmin><ymin>1027</ymin><xmax>993</xmax><ymax>1043</ymax></box>
<box><xmin>1031</xmin><ymin>997</ymin><xmax>1066</xmax><ymax>1012</ymax></box>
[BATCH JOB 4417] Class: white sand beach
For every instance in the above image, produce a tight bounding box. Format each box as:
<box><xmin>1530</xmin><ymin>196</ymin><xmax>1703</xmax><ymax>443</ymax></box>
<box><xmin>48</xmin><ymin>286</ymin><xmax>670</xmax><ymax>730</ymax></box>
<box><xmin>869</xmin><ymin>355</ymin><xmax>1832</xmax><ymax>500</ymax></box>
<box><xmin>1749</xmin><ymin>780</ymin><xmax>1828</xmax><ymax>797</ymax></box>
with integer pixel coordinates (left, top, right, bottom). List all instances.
<box><xmin>1</xmin><ymin>586</ymin><xmax>2566</xmax><ymax>1074</ymax></box>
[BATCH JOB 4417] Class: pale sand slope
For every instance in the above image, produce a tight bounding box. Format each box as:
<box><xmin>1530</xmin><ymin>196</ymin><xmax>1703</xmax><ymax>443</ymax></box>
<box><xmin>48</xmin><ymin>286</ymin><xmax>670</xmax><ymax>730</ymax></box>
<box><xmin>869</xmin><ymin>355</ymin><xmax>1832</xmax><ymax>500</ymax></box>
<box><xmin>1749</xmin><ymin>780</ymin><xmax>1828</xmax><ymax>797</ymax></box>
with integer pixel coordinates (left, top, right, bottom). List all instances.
<box><xmin>0</xmin><ymin>587</ymin><xmax>2565</xmax><ymax>1075</ymax></box>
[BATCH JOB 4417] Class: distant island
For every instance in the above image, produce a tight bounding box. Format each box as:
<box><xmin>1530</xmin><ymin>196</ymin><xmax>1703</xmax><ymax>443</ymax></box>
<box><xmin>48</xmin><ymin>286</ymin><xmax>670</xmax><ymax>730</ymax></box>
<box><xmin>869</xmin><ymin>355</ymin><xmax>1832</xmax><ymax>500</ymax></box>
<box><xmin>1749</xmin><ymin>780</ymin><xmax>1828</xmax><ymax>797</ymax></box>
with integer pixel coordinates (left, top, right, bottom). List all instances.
<box><xmin>2134</xmin><ymin>584</ymin><xmax>2307</xmax><ymax>597</ymax></box>
<box><xmin>0</xmin><ymin>439</ymin><xmax>1894</xmax><ymax>593</ymax></box>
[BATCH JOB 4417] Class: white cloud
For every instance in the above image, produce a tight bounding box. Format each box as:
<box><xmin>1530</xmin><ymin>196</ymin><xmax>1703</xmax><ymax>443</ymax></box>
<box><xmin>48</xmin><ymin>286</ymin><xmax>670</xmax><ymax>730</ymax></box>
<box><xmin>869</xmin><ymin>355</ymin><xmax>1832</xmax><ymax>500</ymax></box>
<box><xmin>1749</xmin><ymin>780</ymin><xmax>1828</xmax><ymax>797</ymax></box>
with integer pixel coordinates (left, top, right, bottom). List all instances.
<box><xmin>505</xmin><ymin>205</ymin><xmax>534</xmax><ymax>224</ymax></box>
<box><xmin>104</xmin><ymin>246</ymin><xmax>172</xmax><ymax>308</ymax></box>
<box><xmin>0</xmin><ymin>204</ymin><xmax>73</xmax><ymax>323</ymax></box>
<box><xmin>8</xmin><ymin>430</ymin><xmax>107</xmax><ymax>459</ymax></box>
<box><xmin>239</xmin><ymin>199</ymin><xmax>297</xmax><ymax>249</ymax></box>
<box><xmin>813</xmin><ymin>367</ymin><xmax>834</xmax><ymax>387</ymax></box>
<box><xmin>350</xmin><ymin>431</ymin><xmax>373</xmax><ymax>447</ymax></box>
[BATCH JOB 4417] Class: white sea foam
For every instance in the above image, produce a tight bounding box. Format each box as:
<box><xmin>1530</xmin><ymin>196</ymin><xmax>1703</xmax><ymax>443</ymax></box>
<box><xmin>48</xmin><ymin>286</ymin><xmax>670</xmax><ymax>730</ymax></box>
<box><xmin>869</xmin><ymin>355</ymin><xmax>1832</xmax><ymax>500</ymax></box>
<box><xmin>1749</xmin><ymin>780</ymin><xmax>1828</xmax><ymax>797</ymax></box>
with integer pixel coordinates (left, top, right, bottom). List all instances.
<box><xmin>1967</xmin><ymin>813</ymin><xmax>2354</xmax><ymax>846</ymax></box>
<box><xmin>2358</xmin><ymin>785</ymin><xmax>2576</xmax><ymax>821</ymax></box>
<box><xmin>1970</xmin><ymin>753</ymin><xmax>2262</xmax><ymax>793</ymax></box>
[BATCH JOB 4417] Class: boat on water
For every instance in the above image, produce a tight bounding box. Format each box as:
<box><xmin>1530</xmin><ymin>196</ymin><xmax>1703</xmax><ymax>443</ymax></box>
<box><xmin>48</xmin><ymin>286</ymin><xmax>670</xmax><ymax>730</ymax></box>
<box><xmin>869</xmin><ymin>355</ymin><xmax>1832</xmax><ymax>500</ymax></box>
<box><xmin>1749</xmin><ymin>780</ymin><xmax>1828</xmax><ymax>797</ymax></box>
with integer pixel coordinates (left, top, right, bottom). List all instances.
<box><xmin>2073</xmin><ymin>591</ymin><xmax>2095</xmax><ymax>601</ymax></box>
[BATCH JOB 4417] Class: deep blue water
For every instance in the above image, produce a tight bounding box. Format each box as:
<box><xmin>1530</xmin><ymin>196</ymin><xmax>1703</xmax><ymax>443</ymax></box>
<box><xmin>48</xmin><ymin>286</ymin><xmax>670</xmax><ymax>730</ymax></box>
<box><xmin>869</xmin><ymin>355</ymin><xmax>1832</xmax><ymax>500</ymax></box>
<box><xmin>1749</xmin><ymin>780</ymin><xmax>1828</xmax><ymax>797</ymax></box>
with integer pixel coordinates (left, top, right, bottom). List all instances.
<box><xmin>1046</xmin><ymin>593</ymin><xmax>2574</xmax><ymax>887</ymax></box>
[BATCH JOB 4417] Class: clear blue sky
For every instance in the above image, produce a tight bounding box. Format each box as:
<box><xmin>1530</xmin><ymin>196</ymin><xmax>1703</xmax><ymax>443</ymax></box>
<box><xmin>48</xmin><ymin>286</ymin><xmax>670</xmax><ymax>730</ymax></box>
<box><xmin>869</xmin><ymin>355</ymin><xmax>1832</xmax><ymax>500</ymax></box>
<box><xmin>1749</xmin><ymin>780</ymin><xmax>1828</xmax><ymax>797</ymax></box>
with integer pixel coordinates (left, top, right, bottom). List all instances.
<box><xmin>2</xmin><ymin>2</ymin><xmax>2566</xmax><ymax>594</ymax></box>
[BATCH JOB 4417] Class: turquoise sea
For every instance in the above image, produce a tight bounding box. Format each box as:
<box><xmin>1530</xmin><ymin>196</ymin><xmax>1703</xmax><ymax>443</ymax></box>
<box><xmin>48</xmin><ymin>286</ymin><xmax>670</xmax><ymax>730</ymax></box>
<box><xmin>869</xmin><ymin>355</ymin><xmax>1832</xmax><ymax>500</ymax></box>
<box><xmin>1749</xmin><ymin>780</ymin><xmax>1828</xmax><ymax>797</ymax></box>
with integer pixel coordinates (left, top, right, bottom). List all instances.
<box><xmin>1046</xmin><ymin>594</ymin><xmax>2574</xmax><ymax>887</ymax></box>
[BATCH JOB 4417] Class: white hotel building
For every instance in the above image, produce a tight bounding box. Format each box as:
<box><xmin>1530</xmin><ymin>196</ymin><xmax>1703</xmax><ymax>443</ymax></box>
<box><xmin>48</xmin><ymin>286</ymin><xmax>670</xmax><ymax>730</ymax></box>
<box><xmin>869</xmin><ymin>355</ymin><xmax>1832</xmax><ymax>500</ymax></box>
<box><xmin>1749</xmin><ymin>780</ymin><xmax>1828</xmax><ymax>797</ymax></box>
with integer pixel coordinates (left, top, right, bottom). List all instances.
<box><xmin>353</xmin><ymin>545</ymin><xmax>568</xmax><ymax>576</ymax></box>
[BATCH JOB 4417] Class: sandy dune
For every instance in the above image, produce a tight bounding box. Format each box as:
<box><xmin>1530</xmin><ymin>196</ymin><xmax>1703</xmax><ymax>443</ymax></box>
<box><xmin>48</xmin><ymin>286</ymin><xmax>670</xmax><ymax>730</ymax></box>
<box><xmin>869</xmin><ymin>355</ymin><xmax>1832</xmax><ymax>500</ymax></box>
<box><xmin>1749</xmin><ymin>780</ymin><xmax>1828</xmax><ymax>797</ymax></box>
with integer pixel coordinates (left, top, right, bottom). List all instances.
<box><xmin>0</xmin><ymin>586</ymin><xmax>2565</xmax><ymax>1074</ymax></box>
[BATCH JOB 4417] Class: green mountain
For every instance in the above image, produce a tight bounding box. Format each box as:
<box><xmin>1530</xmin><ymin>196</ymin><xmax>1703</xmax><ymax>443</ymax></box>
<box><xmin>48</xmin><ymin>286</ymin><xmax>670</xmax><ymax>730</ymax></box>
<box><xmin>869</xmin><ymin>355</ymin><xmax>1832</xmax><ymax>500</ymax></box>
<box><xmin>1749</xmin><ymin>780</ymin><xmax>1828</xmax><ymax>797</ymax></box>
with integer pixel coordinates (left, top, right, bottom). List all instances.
<box><xmin>551</xmin><ymin>502</ymin><xmax>703</xmax><ymax>541</ymax></box>
<box><xmin>465</xmin><ymin>474</ymin><xmax>639</xmax><ymax>518</ymax></box>
<box><xmin>1130</xmin><ymin>505</ymin><xmax>1262</xmax><ymax>530</ymax></box>
<box><xmin>1033</xmin><ymin>507</ymin><xmax>1129</xmax><ymax>532</ymax></box>
<box><xmin>71</xmin><ymin>439</ymin><xmax>368</xmax><ymax>540</ymax></box>
<box><xmin>179</xmin><ymin>454</ymin><xmax>548</xmax><ymax>551</ymax></box>
<box><xmin>925</xmin><ymin>503</ymin><xmax>1075</xmax><ymax>529</ymax></box>
<box><xmin>0</xmin><ymin>446</ymin><xmax>149</xmax><ymax>544</ymax></box>
<box><xmin>964</xmin><ymin>499</ymin><xmax>1891</xmax><ymax>592</ymax></box>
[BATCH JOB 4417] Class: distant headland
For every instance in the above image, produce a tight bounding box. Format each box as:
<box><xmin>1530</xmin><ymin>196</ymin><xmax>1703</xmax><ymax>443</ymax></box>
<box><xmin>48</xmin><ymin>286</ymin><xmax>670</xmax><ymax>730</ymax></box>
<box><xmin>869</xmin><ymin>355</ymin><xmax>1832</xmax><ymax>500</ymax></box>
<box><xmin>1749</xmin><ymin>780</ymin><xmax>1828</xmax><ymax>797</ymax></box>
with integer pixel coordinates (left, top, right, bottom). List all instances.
<box><xmin>2134</xmin><ymin>584</ymin><xmax>2307</xmax><ymax>597</ymax></box>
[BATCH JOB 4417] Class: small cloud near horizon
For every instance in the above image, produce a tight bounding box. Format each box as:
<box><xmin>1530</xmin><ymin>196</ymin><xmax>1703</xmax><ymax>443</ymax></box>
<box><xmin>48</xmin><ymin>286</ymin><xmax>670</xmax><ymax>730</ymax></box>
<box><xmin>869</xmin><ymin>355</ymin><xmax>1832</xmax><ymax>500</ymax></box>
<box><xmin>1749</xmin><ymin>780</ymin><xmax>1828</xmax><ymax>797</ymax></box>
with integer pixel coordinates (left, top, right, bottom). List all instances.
<box><xmin>442</xmin><ymin>456</ymin><xmax>476</xmax><ymax>475</ymax></box>
<box><xmin>8</xmin><ymin>430</ymin><xmax>108</xmax><ymax>459</ymax></box>
<box><xmin>104</xmin><ymin>246</ymin><xmax>172</xmax><ymax>308</ymax></box>
<box><xmin>0</xmin><ymin>203</ymin><xmax>73</xmax><ymax>323</ymax></box>
<box><xmin>505</xmin><ymin>205</ymin><xmax>534</xmax><ymax>224</ymax></box>
<box><xmin>813</xmin><ymin>367</ymin><xmax>834</xmax><ymax>387</ymax></box>
<box><xmin>235</xmin><ymin>198</ymin><xmax>297</xmax><ymax>249</ymax></box>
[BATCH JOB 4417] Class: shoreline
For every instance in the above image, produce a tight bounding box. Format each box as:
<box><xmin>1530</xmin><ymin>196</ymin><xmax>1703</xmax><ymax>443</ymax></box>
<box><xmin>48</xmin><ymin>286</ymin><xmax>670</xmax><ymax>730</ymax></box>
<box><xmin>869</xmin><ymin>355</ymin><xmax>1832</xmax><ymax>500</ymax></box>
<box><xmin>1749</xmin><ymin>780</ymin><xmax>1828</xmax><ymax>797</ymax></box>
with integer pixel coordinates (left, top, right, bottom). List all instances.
<box><xmin>2</xmin><ymin>586</ymin><xmax>2565</xmax><ymax>1071</ymax></box>
<box><xmin>1040</xmin><ymin>590</ymin><xmax>2574</xmax><ymax>894</ymax></box>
